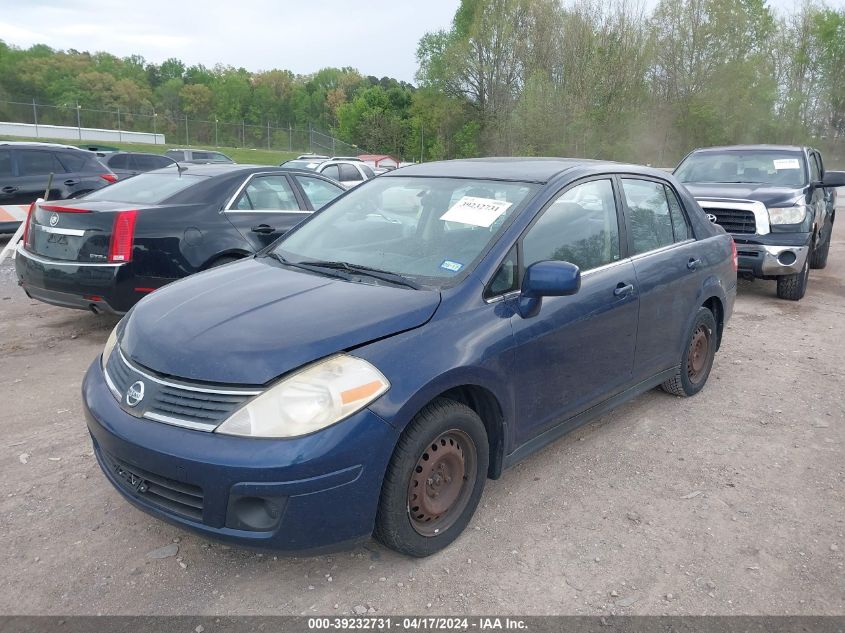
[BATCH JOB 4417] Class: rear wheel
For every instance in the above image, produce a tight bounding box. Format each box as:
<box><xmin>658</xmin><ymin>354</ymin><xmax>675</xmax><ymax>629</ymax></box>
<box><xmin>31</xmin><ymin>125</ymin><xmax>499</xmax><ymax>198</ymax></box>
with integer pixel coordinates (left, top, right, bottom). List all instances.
<box><xmin>776</xmin><ymin>255</ymin><xmax>810</xmax><ymax>301</ymax></box>
<box><xmin>662</xmin><ymin>307</ymin><xmax>717</xmax><ymax>397</ymax></box>
<box><xmin>374</xmin><ymin>398</ymin><xmax>488</xmax><ymax>557</ymax></box>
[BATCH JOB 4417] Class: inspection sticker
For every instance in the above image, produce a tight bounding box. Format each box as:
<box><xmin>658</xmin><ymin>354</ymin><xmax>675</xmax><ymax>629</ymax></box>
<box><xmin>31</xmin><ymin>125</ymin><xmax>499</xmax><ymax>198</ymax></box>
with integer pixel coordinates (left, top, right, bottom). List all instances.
<box><xmin>773</xmin><ymin>158</ymin><xmax>801</xmax><ymax>170</ymax></box>
<box><xmin>440</xmin><ymin>196</ymin><xmax>512</xmax><ymax>228</ymax></box>
<box><xmin>440</xmin><ymin>260</ymin><xmax>464</xmax><ymax>272</ymax></box>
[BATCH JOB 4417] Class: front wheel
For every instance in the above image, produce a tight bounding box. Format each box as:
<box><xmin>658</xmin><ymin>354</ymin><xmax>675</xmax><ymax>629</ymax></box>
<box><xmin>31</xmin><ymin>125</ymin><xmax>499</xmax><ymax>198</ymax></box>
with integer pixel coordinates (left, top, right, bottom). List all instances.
<box><xmin>374</xmin><ymin>398</ymin><xmax>488</xmax><ymax>557</ymax></box>
<box><xmin>776</xmin><ymin>255</ymin><xmax>810</xmax><ymax>300</ymax></box>
<box><xmin>810</xmin><ymin>223</ymin><xmax>832</xmax><ymax>269</ymax></box>
<box><xmin>662</xmin><ymin>307</ymin><xmax>718</xmax><ymax>397</ymax></box>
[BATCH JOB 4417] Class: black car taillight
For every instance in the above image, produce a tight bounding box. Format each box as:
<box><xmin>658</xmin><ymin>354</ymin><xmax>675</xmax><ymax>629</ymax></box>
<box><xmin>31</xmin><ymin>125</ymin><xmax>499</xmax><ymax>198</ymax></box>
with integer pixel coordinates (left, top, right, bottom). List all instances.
<box><xmin>108</xmin><ymin>210</ymin><xmax>138</xmax><ymax>263</ymax></box>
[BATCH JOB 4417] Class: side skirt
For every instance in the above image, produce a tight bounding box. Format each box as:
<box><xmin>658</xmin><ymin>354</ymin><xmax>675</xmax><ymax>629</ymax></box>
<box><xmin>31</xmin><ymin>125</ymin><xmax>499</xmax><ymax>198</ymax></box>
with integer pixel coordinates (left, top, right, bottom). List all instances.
<box><xmin>501</xmin><ymin>367</ymin><xmax>678</xmax><ymax>471</ymax></box>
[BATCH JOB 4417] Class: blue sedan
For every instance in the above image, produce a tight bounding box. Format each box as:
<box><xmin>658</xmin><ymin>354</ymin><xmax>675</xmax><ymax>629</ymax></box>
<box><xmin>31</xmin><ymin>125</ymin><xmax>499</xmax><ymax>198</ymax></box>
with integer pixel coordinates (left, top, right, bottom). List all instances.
<box><xmin>83</xmin><ymin>158</ymin><xmax>737</xmax><ymax>557</ymax></box>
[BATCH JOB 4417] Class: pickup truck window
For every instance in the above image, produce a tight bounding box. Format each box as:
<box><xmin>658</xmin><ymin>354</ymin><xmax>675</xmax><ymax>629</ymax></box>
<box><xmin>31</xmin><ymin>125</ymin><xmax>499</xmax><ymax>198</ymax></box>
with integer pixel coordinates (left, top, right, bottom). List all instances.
<box><xmin>676</xmin><ymin>150</ymin><xmax>807</xmax><ymax>187</ymax></box>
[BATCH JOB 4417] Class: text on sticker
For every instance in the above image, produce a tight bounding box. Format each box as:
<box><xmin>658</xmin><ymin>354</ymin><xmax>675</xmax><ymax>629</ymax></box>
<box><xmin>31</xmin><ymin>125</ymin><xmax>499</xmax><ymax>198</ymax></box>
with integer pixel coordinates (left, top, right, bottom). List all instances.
<box><xmin>773</xmin><ymin>159</ymin><xmax>801</xmax><ymax>170</ymax></box>
<box><xmin>440</xmin><ymin>196</ymin><xmax>513</xmax><ymax>228</ymax></box>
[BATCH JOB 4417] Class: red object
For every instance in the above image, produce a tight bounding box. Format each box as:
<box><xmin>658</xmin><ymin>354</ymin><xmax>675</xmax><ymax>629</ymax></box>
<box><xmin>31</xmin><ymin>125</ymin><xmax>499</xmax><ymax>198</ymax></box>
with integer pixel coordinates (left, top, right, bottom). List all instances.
<box><xmin>730</xmin><ymin>238</ymin><xmax>738</xmax><ymax>273</ymax></box>
<box><xmin>22</xmin><ymin>202</ymin><xmax>36</xmax><ymax>248</ymax></box>
<box><xmin>134</xmin><ymin>287</ymin><xmax>156</xmax><ymax>293</ymax></box>
<box><xmin>39</xmin><ymin>204</ymin><xmax>91</xmax><ymax>213</ymax></box>
<box><xmin>84</xmin><ymin>295</ymin><xmax>103</xmax><ymax>302</ymax></box>
<box><xmin>108</xmin><ymin>210</ymin><xmax>138</xmax><ymax>263</ymax></box>
<box><xmin>101</xmin><ymin>173</ymin><xmax>118</xmax><ymax>183</ymax></box>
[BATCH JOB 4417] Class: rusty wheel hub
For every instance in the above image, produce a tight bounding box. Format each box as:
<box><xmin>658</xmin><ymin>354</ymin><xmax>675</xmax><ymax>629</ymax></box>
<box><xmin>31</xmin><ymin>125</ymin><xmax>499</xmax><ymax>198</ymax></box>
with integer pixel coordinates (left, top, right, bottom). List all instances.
<box><xmin>408</xmin><ymin>430</ymin><xmax>477</xmax><ymax>536</ymax></box>
<box><xmin>687</xmin><ymin>325</ymin><xmax>710</xmax><ymax>384</ymax></box>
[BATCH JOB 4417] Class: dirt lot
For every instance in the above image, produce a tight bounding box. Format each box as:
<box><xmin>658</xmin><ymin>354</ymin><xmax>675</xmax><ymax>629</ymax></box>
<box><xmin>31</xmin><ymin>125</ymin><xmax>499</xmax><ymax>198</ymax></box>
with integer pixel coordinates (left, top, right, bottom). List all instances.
<box><xmin>0</xmin><ymin>224</ymin><xmax>843</xmax><ymax>617</ymax></box>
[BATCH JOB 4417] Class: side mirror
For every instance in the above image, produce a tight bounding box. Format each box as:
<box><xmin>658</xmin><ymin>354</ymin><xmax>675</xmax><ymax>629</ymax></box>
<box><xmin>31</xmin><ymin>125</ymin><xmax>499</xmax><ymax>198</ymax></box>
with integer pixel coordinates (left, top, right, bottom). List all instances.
<box><xmin>518</xmin><ymin>260</ymin><xmax>581</xmax><ymax>318</ymax></box>
<box><xmin>820</xmin><ymin>170</ymin><xmax>845</xmax><ymax>188</ymax></box>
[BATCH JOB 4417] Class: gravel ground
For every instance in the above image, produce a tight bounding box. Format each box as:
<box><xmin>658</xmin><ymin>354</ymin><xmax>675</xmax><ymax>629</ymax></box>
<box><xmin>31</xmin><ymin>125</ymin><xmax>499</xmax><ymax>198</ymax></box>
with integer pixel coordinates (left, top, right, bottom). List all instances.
<box><xmin>0</xmin><ymin>222</ymin><xmax>843</xmax><ymax>617</ymax></box>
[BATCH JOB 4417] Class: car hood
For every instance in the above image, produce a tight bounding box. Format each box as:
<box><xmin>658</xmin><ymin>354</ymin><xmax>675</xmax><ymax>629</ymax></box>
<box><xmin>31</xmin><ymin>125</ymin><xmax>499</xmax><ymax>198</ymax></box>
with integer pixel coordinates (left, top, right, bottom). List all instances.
<box><xmin>682</xmin><ymin>183</ymin><xmax>804</xmax><ymax>208</ymax></box>
<box><xmin>121</xmin><ymin>257</ymin><xmax>441</xmax><ymax>385</ymax></box>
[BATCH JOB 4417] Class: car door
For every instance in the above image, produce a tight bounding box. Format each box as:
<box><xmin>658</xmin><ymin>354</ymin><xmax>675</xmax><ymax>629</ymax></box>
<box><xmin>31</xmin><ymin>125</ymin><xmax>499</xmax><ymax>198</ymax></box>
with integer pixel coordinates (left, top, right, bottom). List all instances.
<box><xmin>11</xmin><ymin>149</ymin><xmax>67</xmax><ymax>203</ymax></box>
<box><xmin>507</xmin><ymin>177</ymin><xmax>639</xmax><ymax>446</ymax></box>
<box><xmin>224</xmin><ymin>173</ymin><xmax>310</xmax><ymax>250</ymax></box>
<box><xmin>292</xmin><ymin>174</ymin><xmax>345</xmax><ymax>210</ymax></box>
<box><xmin>620</xmin><ymin>176</ymin><xmax>702</xmax><ymax>381</ymax></box>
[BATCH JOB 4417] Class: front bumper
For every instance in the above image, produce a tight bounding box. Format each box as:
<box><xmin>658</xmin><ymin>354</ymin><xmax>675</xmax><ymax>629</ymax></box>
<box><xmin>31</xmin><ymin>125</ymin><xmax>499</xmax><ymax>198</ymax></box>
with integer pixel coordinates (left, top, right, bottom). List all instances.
<box><xmin>82</xmin><ymin>360</ymin><xmax>397</xmax><ymax>552</ymax></box>
<box><xmin>15</xmin><ymin>244</ymin><xmax>161</xmax><ymax>314</ymax></box>
<box><xmin>732</xmin><ymin>232</ymin><xmax>812</xmax><ymax>278</ymax></box>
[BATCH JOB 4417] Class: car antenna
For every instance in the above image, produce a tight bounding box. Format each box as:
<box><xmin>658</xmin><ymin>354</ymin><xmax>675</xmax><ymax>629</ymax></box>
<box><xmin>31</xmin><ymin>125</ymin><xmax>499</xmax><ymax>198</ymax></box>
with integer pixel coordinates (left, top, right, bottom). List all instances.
<box><xmin>172</xmin><ymin>159</ymin><xmax>188</xmax><ymax>177</ymax></box>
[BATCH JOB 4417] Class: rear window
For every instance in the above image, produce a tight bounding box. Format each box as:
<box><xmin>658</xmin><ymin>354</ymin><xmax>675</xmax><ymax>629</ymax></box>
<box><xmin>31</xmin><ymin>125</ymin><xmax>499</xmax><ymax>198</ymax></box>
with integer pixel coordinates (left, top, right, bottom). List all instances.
<box><xmin>56</xmin><ymin>151</ymin><xmax>94</xmax><ymax>172</ymax></box>
<box><xmin>83</xmin><ymin>173</ymin><xmax>205</xmax><ymax>204</ymax></box>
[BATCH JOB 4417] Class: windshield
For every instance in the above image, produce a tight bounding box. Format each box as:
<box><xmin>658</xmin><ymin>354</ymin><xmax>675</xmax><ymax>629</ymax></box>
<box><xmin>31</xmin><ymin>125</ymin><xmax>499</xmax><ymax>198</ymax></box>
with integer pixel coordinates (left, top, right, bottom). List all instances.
<box><xmin>82</xmin><ymin>173</ymin><xmax>205</xmax><ymax>204</ymax></box>
<box><xmin>675</xmin><ymin>150</ymin><xmax>807</xmax><ymax>187</ymax></box>
<box><xmin>274</xmin><ymin>176</ymin><xmax>540</xmax><ymax>288</ymax></box>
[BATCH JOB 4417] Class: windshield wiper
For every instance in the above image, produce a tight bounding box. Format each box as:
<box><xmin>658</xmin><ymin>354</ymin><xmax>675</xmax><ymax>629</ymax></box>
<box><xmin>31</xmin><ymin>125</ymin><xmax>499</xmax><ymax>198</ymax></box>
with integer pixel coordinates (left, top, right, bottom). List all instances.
<box><xmin>264</xmin><ymin>252</ymin><xmax>352</xmax><ymax>281</ymax></box>
<box><xmin>302</xmin><ymin>260</ymin><xmax>422</xmax><ymax>290</ymax></box>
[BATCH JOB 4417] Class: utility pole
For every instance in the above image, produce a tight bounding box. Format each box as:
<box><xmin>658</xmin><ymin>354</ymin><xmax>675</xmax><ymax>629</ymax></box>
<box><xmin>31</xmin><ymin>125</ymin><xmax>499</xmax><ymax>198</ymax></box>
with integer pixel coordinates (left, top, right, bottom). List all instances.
<box><xmin>152</xmin><ymin>111</ymin><xmax>158</xmax><ymax>144</ymax></box>
<box><xmin>117</xmin><ymin>107</ymin><xmax>122</xmax><ymax>142</ymax></box>
<box><xmin>288</xmin><ymin>123</ymin><xmax>292</xmax><ymax>152</ymax></box>
<box><xmin>32</xmin><ymin>99</ymin><xmax>38</xmax><ymax>138</ymax></box>
<box><xmin>185</xmin><ymin>114</ymin><xmax>189</xmax><ymax>145</ymax></box>
<box><xmin>214</xmin><ymin>118</ymin><xmax>219</xmax><ymax>147</ymax></box>
<box><xmin>76</xmin><ymin>100</ymin><xmax>82</xmax><ymax>140</ymax></box>
<box><xmin>420</xmin><ymin>122</ymin><xmax>424</xmax><ymax>163</ymax></box>
<box><xmin>242</xmin><ymin>120</ymin><xmax>245</xmax><ymax>147</ymax></box>
<box><xmin>267</xmin><ymin>121</ymin><xmax>271</xmax><ymax>151</ymax></box>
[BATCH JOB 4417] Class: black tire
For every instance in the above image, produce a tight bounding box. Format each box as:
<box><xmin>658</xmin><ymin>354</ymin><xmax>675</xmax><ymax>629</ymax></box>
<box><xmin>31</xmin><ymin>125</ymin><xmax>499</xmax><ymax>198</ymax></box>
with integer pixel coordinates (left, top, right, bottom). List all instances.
<box><xmin>374</xmin><ymin>398</ymin><xmax>489</xmax><ymax>557</ymax></box>
<box><xmin>776</xmin><ymin>255</ymin><xmax>810</xmax><ymax>301</ymax></box>
<box><xmin>810</xmin><ymin>224</ymin><xmax>831</xmax><ymax>269</ymax></box>
<box><xmin>661</xmin><ymin>307</ymin><xmax>718</xmax><ymax>397</ymax></box>
<box><xmin>208</xmin><ymin>255</ymin><xmax>241</xmax><ymax>268</ymax></box>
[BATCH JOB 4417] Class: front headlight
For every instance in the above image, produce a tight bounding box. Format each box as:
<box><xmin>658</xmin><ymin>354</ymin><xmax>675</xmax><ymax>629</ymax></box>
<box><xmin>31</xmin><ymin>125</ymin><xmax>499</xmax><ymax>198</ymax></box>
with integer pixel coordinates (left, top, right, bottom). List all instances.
<box><xmin>768</xmin><ymin>205</ymin><xmax>808</xmax><ymax>225</ymax></box>
<box><xmin>215</xmin><ymin>354</ymin><xmax>390</xmax><ymax>438</ymax></box>
<box><xmin>101</xmin><ymin>323</ymin><xmax>119</xmax><ymax>370</ymax></box>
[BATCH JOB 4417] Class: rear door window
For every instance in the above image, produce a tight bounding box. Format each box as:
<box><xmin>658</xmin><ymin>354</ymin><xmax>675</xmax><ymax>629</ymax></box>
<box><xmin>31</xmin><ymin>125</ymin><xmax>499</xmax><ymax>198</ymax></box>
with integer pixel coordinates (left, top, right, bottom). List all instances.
<box><xmin>0</xmin><ymin>150</ymin><xmax>12</xmax><ymax>177</ymax></box>
<box><xmin>232</xmin><ymin>175</ymin><xmax>299</xmax><ymax>210</ymax></box>
<box><xmin>665</xmin><ymin>186</ymin><xmax>691</xmax><ymax>242</ymax></box>
<box><xmin>108</xmin><ymin>154</ymin><xmax>131</xmax><ymax>170</ymax></box>
<box><xmin>622</xmin><ymin>179</ymin><xmax>675</xmax><ymax>255</ymax></box>
<box><xmin>339</xmin><ymin>164</ymin><xmax>363</xmax><ymax>182</ymax></box>
<box><xmin>18</xmin><ymin>150</ymin><xmax>64</xmax><ymax>176</ymax></box>
<box><xmin>56</xmin><ymin>151</ymin><xmax>90</xmax><ymax>172</ymax></box>
<box><xmin>294</xmin><ymin>175</ymin><xmax>344</xmax><ymax>210</ymax></box>
<box><xmin>320</xmin><ymin>164</ymin><xmax>341</xmax><ymax>181</ymax></box>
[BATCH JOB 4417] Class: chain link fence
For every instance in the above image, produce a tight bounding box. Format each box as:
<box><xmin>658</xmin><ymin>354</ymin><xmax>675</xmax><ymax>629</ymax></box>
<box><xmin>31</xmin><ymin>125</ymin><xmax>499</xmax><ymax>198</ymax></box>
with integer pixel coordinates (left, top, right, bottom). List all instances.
<box><xmin>0</xmin><ymin>98</ymin><xmax>365</xmax><ymax>155</ymax></box>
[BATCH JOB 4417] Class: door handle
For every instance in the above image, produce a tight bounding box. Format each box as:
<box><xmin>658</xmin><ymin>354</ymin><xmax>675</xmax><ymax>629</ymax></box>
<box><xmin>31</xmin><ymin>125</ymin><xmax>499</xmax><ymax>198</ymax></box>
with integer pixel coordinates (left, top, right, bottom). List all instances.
<box><xmin>64</xmin><ymin>179</ymin><xmax>80</xmax><ymax>186</ymax></box>
<box><xmin>614</xmin><ymin>282</ymin><xmax>634</xmax><ymax>297</ymax></box>
<box><xmin>251</xmin><ymin>224</ymin><xmax>275</xmax><ymax>234</ymax></box>
<box><xmin>687</xmin><ymin>257</ymin><xmax>702</xmax><ymax>270</ymax></box>
<box><xmin>1</xmin><ymin>186</ymin><xmax>18</xmax><ymax>193</ymax></box>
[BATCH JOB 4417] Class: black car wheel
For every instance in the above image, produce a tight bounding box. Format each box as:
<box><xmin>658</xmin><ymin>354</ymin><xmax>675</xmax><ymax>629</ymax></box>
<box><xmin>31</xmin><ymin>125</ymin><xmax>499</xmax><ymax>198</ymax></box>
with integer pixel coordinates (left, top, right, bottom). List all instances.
<box><xmin>776</xmin><ymin>255</ymin><xmax>810</xmax><ymax>301</ymax></box>
<box><xmin>374</xmin><ymin>398</ymin><xmax>488</xmax><ymax>557</ymax></box>
<box><xmin>661</xmin><ymin>307</ymin><xmax>717</xmax><ymax>397</ymax></box>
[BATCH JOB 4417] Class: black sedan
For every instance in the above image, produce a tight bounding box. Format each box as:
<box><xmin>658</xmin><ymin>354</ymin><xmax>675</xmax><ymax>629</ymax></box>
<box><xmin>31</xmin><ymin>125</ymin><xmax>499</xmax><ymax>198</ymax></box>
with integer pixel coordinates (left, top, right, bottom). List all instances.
<box><xmin>15</xmin><ymin>164</ymin><xmax>346</xmax><ymax>314</ymax></box>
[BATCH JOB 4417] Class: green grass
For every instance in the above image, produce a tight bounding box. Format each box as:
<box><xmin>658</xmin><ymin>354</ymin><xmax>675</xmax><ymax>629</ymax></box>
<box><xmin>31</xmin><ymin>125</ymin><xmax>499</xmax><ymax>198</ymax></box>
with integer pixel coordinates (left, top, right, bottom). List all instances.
<box><xmin>0</xmin><ymin>135</ymin><xmax>298</xmax><ymax>166</ymax></box>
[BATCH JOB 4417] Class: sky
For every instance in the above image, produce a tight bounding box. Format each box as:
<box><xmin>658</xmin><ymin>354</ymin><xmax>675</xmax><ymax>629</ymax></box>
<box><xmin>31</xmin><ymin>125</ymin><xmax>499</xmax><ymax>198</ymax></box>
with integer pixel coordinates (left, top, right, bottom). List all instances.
<box><xmin>0</xmin><ymin>0</ymin><xmax>461</xmax><ymax>83</ymax></box>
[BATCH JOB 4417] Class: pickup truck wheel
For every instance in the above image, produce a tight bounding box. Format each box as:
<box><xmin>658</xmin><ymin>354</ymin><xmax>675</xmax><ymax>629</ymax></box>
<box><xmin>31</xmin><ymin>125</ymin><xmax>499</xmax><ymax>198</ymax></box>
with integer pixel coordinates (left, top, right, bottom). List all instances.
<box><xmin>661</xmin><ymin>307</ymin><xmax>717</xmax><ymax>397</ymax></box>
<box><xmin>374</xmin><ymin>398</ymin><xmax>488</xmax><ymax>557</ymax></box>
<box><xmin>810</xmin><ymin>224</ymin><xmax>832</xmax><ymax>269</ymax></box>
<box><xmin>776</xmin><ymin>256</ymin><xmax>810</xmax><ymax>301</ymax></box>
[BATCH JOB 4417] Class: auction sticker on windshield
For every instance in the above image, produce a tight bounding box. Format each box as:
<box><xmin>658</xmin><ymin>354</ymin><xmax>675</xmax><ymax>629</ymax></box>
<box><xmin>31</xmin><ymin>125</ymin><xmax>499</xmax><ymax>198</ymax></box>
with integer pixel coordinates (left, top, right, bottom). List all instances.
<box><xmin>440</xmin><ymin>196</ymin><xmax>512</xmax><ymax>228</ymax></box>
<box><xmin>773</xmin><ymin>158</ymin><xmax>801</xmax><ymax>170</ymax></box>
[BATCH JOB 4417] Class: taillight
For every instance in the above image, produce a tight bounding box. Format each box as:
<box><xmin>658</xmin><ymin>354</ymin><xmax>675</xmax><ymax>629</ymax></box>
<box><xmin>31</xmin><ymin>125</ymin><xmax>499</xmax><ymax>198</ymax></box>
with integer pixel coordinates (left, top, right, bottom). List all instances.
<box><xmin>101</xmin><ymin>173</ymin><xmax>118</xmax><ymax>183</ymax></box>
<box><xmin>22</xmin><ymin>202</ymin><xmax>36</xmax><ymax>249</ymax></box>
<box><xmin>730</xmin><ymin>238</ymin><xmax>738</xmax><ymax>273</ymax></box>
<box><xmin>108</xmin><ymin>210</ymin><xmax>137</xmax><ymax>263</ymax></box>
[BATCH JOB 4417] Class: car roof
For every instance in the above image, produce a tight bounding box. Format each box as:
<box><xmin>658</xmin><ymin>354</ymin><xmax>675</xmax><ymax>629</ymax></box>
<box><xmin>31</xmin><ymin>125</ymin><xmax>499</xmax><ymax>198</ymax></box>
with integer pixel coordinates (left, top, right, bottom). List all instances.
<box><xmin>150</xmin><ymin>163</ymin><xmax>330</xmax><ymax>178</ymax></box>
<box><xmin>386</xmin><ymin>157</ymin><xmax>659</xmax><ymax>183</ymax></box>
<box><xmin>0</xmin><ymin>141</ymin><xmax>84</xmax><ymax>151</ymax></box>
<box><xmin>691</xmin><ymin>144</ymin><xmax>808</xmax><ymax>153</ymax></box>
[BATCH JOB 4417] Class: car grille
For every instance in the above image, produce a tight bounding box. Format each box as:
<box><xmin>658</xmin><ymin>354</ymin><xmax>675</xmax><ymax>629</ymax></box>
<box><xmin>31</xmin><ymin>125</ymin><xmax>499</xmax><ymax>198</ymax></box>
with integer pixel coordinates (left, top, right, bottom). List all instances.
<box><xmin>103</xmin><ymin>450</ymin><xmax>204</xmax><ymax>521</ymax></box>
<box><xmin>706</xmin><ymin>208</ymin><xmax>757</xmax><ymax>234</ymax></box>
<box><xmin>105</xmin><ymin>349</ymin><xmax>260</xmax><ymax>432</ymax></box>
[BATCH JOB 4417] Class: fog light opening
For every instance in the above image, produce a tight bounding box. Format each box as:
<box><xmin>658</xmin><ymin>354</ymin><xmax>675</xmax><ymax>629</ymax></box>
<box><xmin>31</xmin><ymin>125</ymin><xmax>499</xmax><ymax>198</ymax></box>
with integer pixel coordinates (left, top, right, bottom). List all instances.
<box><xmin>226</xmin><ymin>495</ymin><xmax>286</xmax><ymax>532</ymax></box>
<box><xmin>777</xmin><ymin>250</ymin><xmax>797</xmax><ymax>266</ymax></box>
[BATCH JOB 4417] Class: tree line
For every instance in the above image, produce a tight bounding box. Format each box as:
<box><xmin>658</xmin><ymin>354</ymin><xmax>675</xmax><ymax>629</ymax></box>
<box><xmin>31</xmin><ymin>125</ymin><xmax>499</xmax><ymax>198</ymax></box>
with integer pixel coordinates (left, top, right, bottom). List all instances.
<box><xmin>1</xmin><ymin>0</ymin><xmax>843</xmax><ymax>165</ymax></box>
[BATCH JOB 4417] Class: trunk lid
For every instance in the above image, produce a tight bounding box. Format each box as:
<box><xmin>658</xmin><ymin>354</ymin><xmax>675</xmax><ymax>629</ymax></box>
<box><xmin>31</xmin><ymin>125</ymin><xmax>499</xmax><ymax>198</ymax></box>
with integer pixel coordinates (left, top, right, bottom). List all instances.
<box><xmin>25</xmin><ymin>200</ymin><xmax>148</xmax><ymax>263</ymax></box>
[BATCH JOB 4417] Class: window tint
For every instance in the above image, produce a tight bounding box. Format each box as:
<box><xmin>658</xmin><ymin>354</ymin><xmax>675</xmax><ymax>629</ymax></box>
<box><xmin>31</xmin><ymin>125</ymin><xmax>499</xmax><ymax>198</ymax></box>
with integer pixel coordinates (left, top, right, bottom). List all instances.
<box><xmin>233</xmin><ymin>175</ymin><xmax>298</xmax><ymax>210</ymax></box>
<box><xmin>0</xmin><ymin>150</ymin><xmax>12</xmax><ymax>177</ymax></box>
<box><xmin>361</xmin><ymin>164</ymin><xmax>376</xmax><ymax>179</ymax></box>
<box><xmin>622</xmin><ymin>179</ymin><xmax>676</xmax><ymax>255</ymax></box>
<box><xmin>165</xmin><ymin>150</ymin><xmax>184</xmax><ymax>160</ymax></box>
<box><xmin>108</xmin><ymin>154</ymin><xmax>131</xmax><ymax>170</ymax></box>
<box><xmin>320</xmin><ymin>164</ymin><xmax>341</xmax><ymax>181</ymax></box>
<box><xmin>83</xmin><ymin>173</ymin><xmax>204</xmax><ymax>203</ymax></box>
<box><xmin>294</xmin><ymin>175</ymin><xmax>343</xmax><ymax>210</ymax></box>
<box><xmin>486</xmin><ymin>246</ymin><xmax>518</xmax><ymax>298</ymax></box>
<box><xmin>338</xmin><ymin>163</ymin><xmax>362</xmax><ymax>181</ymax></box>
<box><xmin>134</xmin><ymin>154</ymin><xmax>173</xmax><ymax>171</ymax></box>
<box><xmin>18</xmin><ymin>150</ymin><xmax>63</xmax><ymax>176</ymax></box>
<box><xmin>809</xmin><ymin>153</ymin><xmax>821</xmax><ymax>182</ymax></box>
<box><xmin>523</xmin><ymin>179</ymin><xmax>620</xmax><ymax>271</ymax></box>
<box><xmin>57</xmin><ymin>151</ymin><xmax>90</xmax><ymax>172</ymax></box>
<box><xmin>665</xmin><ymin>186</ymin><xmax>691</xmax><ymax>242</ymax></box>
